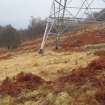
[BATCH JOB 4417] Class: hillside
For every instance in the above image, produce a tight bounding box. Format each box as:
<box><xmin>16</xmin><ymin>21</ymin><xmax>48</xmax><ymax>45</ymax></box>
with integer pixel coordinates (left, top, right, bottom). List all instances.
<box><xmin>0</xmin><ymin>27</ymin><xmax>105</xmax><ymax>105</ymax></box>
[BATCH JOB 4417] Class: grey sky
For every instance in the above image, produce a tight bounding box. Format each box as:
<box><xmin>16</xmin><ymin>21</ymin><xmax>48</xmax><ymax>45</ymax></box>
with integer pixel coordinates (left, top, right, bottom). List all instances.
<box><xmin>0</xmin><ymin>0</ymin><xmax>51</xmax><ymax>29</ymax></box>
<box><xmin>0</xmin><ymin>0</ymin><xmax>104</xmax><ymax>29</ymax></box>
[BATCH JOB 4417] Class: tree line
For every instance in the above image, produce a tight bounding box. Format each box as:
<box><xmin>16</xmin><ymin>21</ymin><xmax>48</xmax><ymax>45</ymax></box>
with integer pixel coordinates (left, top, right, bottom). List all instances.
<box><xmin>0</xmin><ymin>18</ymin><xmax>46</xmax><ymax>49</ymax></box>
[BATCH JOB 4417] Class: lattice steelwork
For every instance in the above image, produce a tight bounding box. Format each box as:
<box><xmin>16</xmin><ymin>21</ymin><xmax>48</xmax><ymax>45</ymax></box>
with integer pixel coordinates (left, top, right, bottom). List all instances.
<box><xmin>39</xmin><ymin>0</ymin><xmax>105</xmax><ymax>53</ymax></box>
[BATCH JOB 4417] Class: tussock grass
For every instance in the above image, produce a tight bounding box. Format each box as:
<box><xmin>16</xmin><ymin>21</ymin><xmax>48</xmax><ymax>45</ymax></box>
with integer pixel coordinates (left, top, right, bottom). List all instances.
<box><xmin>0</xmin><ymin>50</ymin><xmax>98</xmax><ymax>81</ymax></box>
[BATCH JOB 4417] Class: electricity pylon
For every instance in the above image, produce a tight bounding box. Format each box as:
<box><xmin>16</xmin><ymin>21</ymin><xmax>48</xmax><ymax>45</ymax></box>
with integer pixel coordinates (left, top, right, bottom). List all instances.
<box><xmin>39</xmin><ymin>0</ymin><xmax>105</xmax><ymax>54</ymax></box>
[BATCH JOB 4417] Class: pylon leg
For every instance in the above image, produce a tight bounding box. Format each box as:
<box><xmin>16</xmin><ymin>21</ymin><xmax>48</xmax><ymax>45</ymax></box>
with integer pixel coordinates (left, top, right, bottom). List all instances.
<box><xmin>39</xmin><ymin>20</ymin><xmax>54</xmax><ymax>54</ymax></box>
<box><xmin>56</xmin><ymin>33</ymin><xmax>60</xmax><ymax>49</ymax></box>
<box><xmin>38</xmin><ymin>48</ymin><xmax>44</xmax><ymax>54</ymax></box>
<box><xmin>39</xmin><ymin>23</ymin><xmax>49</xmax><ymax>54</ymax></box>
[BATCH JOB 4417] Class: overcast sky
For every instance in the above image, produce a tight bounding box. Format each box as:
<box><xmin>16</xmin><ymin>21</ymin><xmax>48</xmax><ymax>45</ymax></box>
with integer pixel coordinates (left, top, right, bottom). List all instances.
<box><xmin>0</xmin><ymin>0</ymin><xmax>51</xmax><ymax>29</ymax></box>
<box><xmin>0</xmin><ymin>0</ymin><xmax>104</xmax><ymax>29</ymax></box>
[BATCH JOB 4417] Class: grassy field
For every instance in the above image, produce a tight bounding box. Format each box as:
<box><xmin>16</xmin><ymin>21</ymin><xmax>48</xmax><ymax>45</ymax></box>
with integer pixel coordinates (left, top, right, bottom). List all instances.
<box><xmin>0</xmin><ymin>50</ymin><xmax>98</xmax><ymax>81</ymax></box>
<box><xmin>0</xmin><ymin>49</ymin><xmax>100</xmax><ymax>105</ymax></box>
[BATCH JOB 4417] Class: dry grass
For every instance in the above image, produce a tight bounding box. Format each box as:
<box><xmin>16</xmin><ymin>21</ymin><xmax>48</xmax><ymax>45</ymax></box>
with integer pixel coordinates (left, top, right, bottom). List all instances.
<box><xmin>0</xmin><ymin>49</ymin><xmax>99</xmax><ymax>104</ymax></box>
<box><xmin>0</xmin><ymin>50</ymin><xmax>98</xmax><ymax>81</ymax></box>
<box><xmin>0</xmin><ymin>87</ymin><xmax>73</xmax><ymax>105</ymax></box>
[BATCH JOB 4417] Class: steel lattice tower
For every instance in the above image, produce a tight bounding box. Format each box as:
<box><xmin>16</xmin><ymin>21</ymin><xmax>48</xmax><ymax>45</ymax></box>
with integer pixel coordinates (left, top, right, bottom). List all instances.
<box><xmin>39</xmin><ymin>0</ymin><xmax>105</xmax><ymax>53</ymax></box>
